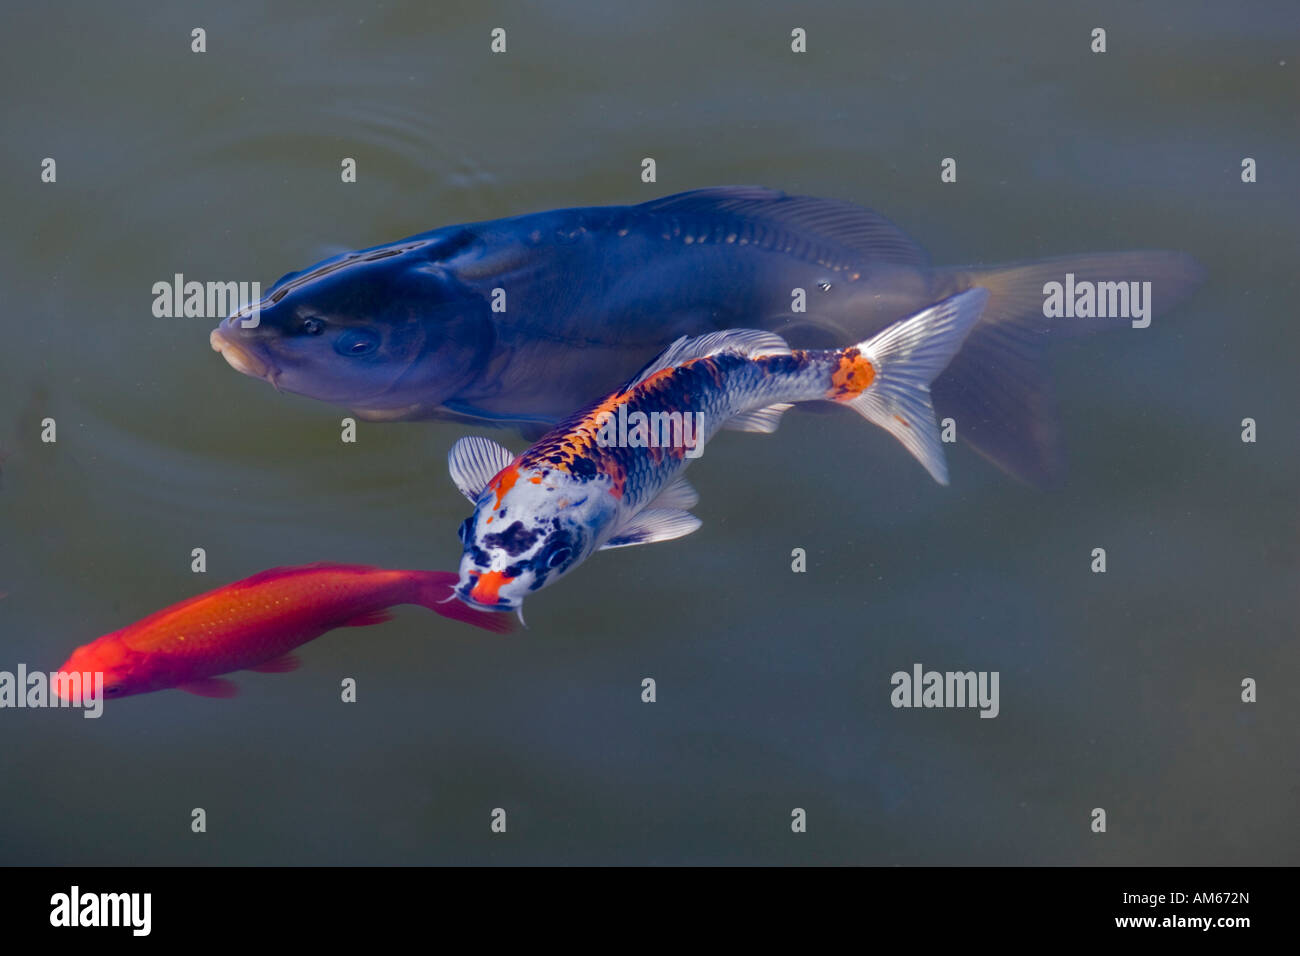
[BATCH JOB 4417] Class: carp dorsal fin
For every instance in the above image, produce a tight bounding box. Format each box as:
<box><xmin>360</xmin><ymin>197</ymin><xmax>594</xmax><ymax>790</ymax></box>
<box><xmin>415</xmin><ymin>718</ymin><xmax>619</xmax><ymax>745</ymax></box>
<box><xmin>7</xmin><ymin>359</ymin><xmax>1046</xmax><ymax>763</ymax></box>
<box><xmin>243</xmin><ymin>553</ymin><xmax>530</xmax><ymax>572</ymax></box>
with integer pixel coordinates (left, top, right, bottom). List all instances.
<box><xmin>448</xmin><ymin>436</ymin><xmax>515</xmax><ymax>502</ymax></box>
<box><xmin>638</xmin><ymin>185</ymin><xmax>783</xmax><ymax>208</ymax></box>
<box><xmin>626</xmin><ymin>329</ymin><xmax>790</xmax><ymax>389</ymax></box>
<box><xmin>601</xmin><ymin>509</ymin><xmax>702</xmax><ymax>550</ymax></box>
<box><xmin>268</xmin><ymin>267</ymin><xmax>305</xmax><ymax>292</ymax></box>
<box><xmin>635</xmin><ymin>186</ymin><xmax>930</xmax><ymax>269</ymax></box>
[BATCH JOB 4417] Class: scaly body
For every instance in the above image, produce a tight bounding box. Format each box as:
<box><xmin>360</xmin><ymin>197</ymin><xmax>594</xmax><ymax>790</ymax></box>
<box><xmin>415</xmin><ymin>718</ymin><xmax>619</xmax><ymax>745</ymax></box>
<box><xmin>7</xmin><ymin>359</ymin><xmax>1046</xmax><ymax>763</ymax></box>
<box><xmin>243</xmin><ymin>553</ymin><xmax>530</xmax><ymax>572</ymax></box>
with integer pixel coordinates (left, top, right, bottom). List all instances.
<box><xmin>447</xmin><ymin>289</ymin><xmax>988</xmax><ymax>615</ymax></box>
<box><xmin>210</xmin><ymin>186</ymin><xmax>1202</xmax><ymax>486</ymax></box>
<box><xmin>56</xmin><ymin>563</ymin><xmax>510</xmax><ymax>699</ymax></box>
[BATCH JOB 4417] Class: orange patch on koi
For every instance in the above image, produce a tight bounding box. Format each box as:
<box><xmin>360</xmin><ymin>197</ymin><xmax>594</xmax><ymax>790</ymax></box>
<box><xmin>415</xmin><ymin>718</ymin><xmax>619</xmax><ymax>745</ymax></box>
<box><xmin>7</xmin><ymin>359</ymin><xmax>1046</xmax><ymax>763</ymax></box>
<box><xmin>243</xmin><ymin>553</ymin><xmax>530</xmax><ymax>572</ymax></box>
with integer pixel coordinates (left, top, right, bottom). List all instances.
<box><xmin>490</xmin><ymin>466</ymin><xmax>520</xmax><ymax>509</ymax></box>
<box><xmin>471</xmin><ymin>569</ymin><xmax>512</xmax><ymax>604</ymax></box>
<box><xmin>830</xmin><ymin>349</ymin><xmax>876</xmax><ymax>399</ymax></box>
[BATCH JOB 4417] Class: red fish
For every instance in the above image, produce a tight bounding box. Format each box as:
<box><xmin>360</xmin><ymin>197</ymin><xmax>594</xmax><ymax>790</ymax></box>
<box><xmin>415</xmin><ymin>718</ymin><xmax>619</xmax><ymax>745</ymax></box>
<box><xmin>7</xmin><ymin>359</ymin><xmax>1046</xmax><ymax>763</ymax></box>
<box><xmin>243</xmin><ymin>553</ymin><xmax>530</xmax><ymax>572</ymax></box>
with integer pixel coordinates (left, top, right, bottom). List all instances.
<box><xmin>56</xmin><ymin>563</ymin><xmax>511</xmax><ymax>700</ymax></box>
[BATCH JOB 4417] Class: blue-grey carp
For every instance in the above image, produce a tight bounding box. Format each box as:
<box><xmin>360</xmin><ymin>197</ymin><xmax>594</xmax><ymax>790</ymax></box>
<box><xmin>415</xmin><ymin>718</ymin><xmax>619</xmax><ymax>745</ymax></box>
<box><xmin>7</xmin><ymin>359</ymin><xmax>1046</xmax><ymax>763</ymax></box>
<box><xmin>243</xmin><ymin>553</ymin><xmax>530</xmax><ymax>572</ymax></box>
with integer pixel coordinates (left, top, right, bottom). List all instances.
<box><xmin>209</xmin><ymin>186</ymin><xmax>1203</xmax><ymax>486</ymax></box>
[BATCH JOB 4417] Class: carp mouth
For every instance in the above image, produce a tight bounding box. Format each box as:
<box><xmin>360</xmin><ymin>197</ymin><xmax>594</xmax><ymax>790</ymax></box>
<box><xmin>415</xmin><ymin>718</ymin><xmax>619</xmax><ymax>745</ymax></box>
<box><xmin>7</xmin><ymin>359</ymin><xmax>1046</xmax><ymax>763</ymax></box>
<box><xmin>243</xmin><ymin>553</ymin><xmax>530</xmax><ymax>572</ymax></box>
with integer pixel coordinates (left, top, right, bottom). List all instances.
<box><xmin>209</xmin><ymin>327</ymin><xmax>279</xmax><ymax>388</ymax></box>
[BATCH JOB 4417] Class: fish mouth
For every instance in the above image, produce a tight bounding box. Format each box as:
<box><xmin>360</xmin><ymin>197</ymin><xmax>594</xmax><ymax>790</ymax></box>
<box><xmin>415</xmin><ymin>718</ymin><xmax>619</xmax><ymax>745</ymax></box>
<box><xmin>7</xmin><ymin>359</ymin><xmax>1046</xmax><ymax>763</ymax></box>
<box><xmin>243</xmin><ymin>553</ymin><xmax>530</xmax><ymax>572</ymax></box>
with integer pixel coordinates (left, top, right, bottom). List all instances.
<box><xmin>209</xmin><ymin>327</ymin><xmax>279</xmax><ymax>388</ymax></box>
<box><xmin>457</xmin><ymin>592</ymin><xmax>516</xmax><ymax>612</ymax></box>
<box><xmin>456</xmin><ymin>583</ymin><xmax>518</xmax><ymax>613</ymax></box>
<box><xmin>456</xmin><ymin>590</ymin><xmax>525</xmax><ymax>627</ymax></box>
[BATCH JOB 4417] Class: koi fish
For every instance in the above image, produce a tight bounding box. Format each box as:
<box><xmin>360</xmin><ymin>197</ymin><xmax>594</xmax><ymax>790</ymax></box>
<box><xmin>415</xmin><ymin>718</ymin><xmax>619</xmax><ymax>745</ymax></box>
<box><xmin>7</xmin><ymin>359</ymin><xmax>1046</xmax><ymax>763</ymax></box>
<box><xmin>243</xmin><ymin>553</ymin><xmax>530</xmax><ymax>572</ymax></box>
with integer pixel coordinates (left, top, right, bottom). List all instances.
<box><xmin>55</xmin><ymin>563</ymin><xmax>511</xmax><ymax>700</ymax></box>
<box><xmin>209</xmin><ymin>186</ymin><xmax>1202</xmax><ymax>486</ymax></box>
<box><xmin>446</xmin><ymin>288</ymin><xmax>988</xmax><ymax>617</ymax></box>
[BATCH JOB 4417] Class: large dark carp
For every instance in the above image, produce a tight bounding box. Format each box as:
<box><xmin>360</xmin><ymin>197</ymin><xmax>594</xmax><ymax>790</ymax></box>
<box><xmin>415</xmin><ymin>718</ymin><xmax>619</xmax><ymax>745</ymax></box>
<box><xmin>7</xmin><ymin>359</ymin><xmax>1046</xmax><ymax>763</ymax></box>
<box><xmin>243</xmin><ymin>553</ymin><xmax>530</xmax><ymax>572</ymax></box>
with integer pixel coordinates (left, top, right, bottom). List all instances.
<box><xmin>210</xmin><ymin>186</ymin><xmax>1202</xmax><ymax>485</ymax></box>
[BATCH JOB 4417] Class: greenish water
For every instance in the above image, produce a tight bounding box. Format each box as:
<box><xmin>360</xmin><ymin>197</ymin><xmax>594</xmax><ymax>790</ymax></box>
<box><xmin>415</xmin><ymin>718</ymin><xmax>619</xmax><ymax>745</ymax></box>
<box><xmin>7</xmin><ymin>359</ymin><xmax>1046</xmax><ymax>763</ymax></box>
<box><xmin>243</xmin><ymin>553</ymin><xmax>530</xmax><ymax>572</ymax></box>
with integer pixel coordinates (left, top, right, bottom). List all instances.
<box><xmin>1</xmin><ymin>0</ymin><xmax>1296</xmax><ymax>864</ymax></box>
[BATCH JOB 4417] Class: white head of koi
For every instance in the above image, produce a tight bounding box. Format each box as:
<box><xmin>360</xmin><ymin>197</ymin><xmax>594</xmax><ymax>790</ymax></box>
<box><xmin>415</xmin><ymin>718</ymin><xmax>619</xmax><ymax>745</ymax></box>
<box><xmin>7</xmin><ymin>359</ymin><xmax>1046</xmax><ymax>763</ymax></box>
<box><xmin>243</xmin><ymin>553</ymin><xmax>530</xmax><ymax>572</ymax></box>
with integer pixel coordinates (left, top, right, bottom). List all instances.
<box><xmin>446</xmin><ymin>438</ymin><xmax>618</xmax><ymax>617</ymax></box>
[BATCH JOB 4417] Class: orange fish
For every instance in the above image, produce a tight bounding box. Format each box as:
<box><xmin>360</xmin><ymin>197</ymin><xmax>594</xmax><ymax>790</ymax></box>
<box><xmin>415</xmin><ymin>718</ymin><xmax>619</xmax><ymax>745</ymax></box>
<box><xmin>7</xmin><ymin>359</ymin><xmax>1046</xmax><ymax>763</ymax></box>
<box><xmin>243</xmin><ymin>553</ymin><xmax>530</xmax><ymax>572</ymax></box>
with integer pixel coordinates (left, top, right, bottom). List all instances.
<box><xmin>56</xmin><ymin>563</ymin><xmax>511</xmax><ymax>700</ymax></box>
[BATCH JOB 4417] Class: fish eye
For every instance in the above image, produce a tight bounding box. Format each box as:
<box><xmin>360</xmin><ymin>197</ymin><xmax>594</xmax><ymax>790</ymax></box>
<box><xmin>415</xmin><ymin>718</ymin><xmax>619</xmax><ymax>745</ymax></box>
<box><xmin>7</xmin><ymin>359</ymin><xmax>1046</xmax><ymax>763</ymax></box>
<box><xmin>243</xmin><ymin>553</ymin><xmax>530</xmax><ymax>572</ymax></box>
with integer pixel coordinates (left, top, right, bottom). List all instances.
<box><xmin>334</xmin><ymin>329</ymin><xmax>380</xmax><ymax>356</ymax></box>
<box><xmin>300</xmin><ymin>317</ymin><xmax>325</xmax><ymax>335</ymax></box>
<box><xmin>547</xmin><ymin>547</ymin><xmax>571</xmax><ymax>568</ymax></box>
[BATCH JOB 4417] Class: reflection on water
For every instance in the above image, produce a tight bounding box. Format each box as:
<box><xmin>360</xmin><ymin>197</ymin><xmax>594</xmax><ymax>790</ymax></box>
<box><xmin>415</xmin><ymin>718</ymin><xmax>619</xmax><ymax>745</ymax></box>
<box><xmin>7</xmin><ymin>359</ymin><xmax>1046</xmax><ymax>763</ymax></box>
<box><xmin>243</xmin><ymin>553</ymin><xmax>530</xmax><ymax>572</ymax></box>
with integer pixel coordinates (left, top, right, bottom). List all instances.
<box><xmin>0</xmin><ymin>0</ymin><xmax>1296</xmax><ymax>864</ymax></box>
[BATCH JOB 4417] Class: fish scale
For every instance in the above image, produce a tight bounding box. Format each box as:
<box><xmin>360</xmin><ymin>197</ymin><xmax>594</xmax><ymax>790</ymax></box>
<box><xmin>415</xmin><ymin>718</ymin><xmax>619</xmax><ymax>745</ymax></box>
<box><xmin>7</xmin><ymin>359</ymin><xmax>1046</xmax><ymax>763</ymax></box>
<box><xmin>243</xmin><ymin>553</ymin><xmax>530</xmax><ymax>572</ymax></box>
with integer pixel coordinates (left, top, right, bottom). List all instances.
<box><xmin>56</xmin><ymin>564</ymin><xmax>511</xmax><ymax>700</ymax></box>
<box><xmin>534</xmin><ymin>349</ymin><xmax>833</xmax><ymax>510</ymax></box>
<box><xmin>447</xmin><ymin>289</ymin><xmax>990</xmax><ymax>616</ymax></box>
<box><xmin>214</xmin><ymin>186</ymin><xmax>1202</xmax><ymax>486</ymax></box>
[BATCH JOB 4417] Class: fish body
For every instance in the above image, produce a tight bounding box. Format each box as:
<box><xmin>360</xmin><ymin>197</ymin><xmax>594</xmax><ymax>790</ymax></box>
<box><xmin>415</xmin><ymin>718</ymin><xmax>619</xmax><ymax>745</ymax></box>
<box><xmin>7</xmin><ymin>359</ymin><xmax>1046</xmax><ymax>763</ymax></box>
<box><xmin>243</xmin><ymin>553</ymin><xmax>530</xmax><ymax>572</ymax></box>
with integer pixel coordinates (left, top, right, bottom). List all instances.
<box><xmin>56</xmin><ymin>563</ymin><xmax>510</xmax><ymax>699</ymax></box>
<box><xmin>447</xmin><ymin>289</ymin><xmax>988</xmax><ymax>614</ymax></box>
<box><xmin>210</xmin><ymin>186</ymin><xmax>1203</xmax><ymax>486</ymax></box>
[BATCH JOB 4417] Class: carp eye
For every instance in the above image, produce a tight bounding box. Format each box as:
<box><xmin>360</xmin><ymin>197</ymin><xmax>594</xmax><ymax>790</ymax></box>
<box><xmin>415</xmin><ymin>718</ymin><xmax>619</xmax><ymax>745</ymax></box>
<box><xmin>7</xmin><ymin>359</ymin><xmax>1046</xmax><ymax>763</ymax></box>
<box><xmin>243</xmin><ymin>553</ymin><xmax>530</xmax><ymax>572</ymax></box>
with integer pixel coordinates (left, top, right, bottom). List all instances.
<box><xmin>335</xmin><ymin>329</ymin><xmax>380</xmax><ymax>356</ymax></box>
<box><xmin>300</xmin><ymin>317</ymin><xmax>325</xmax><ymax>335</ymax></box>
<box><xmin>547</xmin><ymin>547</ymin><xmax>571</xmax><ymax>569</ymax></box>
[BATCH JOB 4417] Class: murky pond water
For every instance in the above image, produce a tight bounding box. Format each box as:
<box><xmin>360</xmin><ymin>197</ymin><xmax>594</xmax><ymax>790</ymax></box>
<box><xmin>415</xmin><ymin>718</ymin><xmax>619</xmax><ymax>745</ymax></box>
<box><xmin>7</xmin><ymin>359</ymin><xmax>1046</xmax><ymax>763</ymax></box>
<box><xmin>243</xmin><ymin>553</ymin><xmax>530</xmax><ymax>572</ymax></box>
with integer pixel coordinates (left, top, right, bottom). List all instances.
<box><xmin>1</xmin><ymin>0</ymin><xmax>1296</xmax><ymax>864</ymax></box>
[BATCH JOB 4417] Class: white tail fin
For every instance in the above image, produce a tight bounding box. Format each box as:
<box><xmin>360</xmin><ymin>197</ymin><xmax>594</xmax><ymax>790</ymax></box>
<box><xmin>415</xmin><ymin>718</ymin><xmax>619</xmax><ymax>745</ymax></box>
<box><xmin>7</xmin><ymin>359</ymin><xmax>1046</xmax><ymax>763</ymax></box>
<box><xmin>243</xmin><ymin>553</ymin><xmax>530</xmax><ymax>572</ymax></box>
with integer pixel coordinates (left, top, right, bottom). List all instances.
<box><xmin>847</xmin><ymin>288</ymin><xmax>988</xmax><ymax>485</ymax></box>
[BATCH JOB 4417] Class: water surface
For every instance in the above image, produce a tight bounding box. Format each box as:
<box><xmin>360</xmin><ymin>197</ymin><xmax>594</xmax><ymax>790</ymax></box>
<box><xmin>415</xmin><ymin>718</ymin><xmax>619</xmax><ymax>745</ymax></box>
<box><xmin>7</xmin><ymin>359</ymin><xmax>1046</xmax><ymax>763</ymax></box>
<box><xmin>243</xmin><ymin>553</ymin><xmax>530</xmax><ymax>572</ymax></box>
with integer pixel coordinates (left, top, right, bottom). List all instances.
<box><xmin>1</xmin><ymin>0</ymin><xmax>1296</xmax><ymax>864</ymax></box>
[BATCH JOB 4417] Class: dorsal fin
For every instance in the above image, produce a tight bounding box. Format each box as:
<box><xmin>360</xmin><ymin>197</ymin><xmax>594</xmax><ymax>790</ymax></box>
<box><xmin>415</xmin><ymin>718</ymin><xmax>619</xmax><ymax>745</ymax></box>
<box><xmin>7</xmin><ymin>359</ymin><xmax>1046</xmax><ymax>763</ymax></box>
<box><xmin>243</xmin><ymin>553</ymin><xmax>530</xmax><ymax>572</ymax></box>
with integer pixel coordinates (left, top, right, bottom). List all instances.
<box><xmin>268</xmin><ymin>267</ymin><xmax>305</xmax><ymax>292</ymax></box>
<box><xmin>635</xmin><ymin>186</ymin><xmax>930</xmax><ymax>269</ymax></box>
<box><xmin>627</xmin><ymin>329</ymin><xmax>791</xmax><ymax>389</ymax></box>
<box><xmin>448</xmin><ymin>436</ymin><xmax>515</xmax><ymax>502</ymax></box>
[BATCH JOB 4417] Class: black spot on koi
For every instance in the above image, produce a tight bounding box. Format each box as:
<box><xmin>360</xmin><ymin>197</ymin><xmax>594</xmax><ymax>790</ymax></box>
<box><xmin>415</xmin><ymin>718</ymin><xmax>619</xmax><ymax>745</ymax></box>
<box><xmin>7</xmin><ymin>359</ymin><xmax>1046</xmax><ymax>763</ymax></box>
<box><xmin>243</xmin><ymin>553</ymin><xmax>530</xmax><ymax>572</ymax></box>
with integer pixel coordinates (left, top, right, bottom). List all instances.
<box><xmin>483</xmin><ymin>520</ymin><xmax>541</xmax><ymax>556</ymax></box>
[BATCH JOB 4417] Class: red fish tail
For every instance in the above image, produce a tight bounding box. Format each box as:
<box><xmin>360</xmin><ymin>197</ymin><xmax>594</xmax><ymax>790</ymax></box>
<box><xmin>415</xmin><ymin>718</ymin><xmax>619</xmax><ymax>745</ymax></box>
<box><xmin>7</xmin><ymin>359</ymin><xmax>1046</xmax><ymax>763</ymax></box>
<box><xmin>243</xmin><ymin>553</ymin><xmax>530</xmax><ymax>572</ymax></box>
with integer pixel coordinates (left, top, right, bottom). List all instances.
<box><xmin>408</xmin><ymin>571</ymin><xmax>514</xmax><ymax>634</ymax></box>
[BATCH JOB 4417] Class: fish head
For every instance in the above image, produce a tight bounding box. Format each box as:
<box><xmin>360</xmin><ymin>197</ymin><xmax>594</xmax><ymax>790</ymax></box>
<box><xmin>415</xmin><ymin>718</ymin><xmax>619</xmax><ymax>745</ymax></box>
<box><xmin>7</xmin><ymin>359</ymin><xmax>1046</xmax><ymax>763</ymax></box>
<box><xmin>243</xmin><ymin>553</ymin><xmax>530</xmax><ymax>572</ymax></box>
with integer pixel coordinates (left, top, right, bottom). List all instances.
<box><xmin>210</xmin><ymin>228</ymin><xmax>495</xmax><ymax>416</ymax></box>
<box><xmin>454</xmin><ymin>465</ymin><xmax>613</xmax><ymax>613</ymax></box>
<box><xmin>57</xmin><ymin>634</ymin><xmax>145</xmax><ymax>701</ymax></box>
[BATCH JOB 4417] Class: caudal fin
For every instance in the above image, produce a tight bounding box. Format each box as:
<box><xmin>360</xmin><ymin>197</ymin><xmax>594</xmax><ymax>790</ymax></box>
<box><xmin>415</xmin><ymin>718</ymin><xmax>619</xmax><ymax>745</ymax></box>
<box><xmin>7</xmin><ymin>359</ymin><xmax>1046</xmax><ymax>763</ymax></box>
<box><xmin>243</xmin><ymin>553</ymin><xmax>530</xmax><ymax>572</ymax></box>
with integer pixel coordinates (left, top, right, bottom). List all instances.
<box><xmin>844</xmin><ymin>288</ymin><xmax>988</xmax><ymax>485</ymax></box>
<box><xmin>411</xmin><ymin>571</ymin><xmax>515</xmax><ymax>634</ymax></box>
<box><xmin>929</xmin><ymin>251</ymin><xmax>1205</xmax><ymax>487</ymax></box>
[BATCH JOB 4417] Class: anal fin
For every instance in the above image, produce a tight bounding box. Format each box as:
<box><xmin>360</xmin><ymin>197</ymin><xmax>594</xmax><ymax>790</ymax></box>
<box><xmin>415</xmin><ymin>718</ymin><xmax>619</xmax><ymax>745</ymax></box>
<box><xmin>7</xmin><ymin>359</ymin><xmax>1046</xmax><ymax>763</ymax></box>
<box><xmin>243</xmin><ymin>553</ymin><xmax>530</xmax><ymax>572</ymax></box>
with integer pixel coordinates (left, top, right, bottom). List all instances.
<box><xmin>247</xmin><ymin>653</ymin><xmax>302</xmax><ymax>674</ymax></box>
<box><xmin>340</xmin><ymin>609</ymin><xmax>394</xmax><ymax>627</ymax></box>
<box><xmin>723</xmin><ymin>403</ymin><xmax>794</xmax><ymax>434</ymax></box>
<box><xmin>177</xmin><ymin>677</ymin><xmax>239</xmax><ymax>698</ymax></box>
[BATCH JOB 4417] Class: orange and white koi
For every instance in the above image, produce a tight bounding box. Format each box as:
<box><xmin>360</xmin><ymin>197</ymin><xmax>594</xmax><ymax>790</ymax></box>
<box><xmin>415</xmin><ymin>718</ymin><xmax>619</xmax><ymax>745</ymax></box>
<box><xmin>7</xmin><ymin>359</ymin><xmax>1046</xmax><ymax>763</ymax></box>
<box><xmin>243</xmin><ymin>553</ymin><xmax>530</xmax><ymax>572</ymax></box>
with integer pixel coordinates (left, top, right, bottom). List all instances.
<box><xmin>446</xmin><ymin>288</ymin><xmax>988</xmax><ymax>616</ymax></box>
<box><xmin>56</xmin><ymin>563</ymin><xmax>511</xmax><ymax>700</ymax></box>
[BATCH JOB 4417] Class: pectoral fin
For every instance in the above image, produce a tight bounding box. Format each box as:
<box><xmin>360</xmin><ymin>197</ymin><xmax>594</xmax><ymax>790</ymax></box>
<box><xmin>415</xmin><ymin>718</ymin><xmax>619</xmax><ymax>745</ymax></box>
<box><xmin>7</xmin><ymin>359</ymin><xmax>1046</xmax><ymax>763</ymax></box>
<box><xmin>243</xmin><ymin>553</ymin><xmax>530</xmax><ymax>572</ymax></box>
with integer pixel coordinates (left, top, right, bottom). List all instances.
<box><xmin>645</xmin><ymin>474</ymin><xmax>699</xmax><ymax>511</ymax></box>
<box><xmin>601</xmin><ymin>509</ymin><xmax>702</xmax><ymax>550</ymax></box>
<box><xmin>448</xmin><ymin>436</ymin><xmax>515</xmax><ymax>502</ymax></box>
